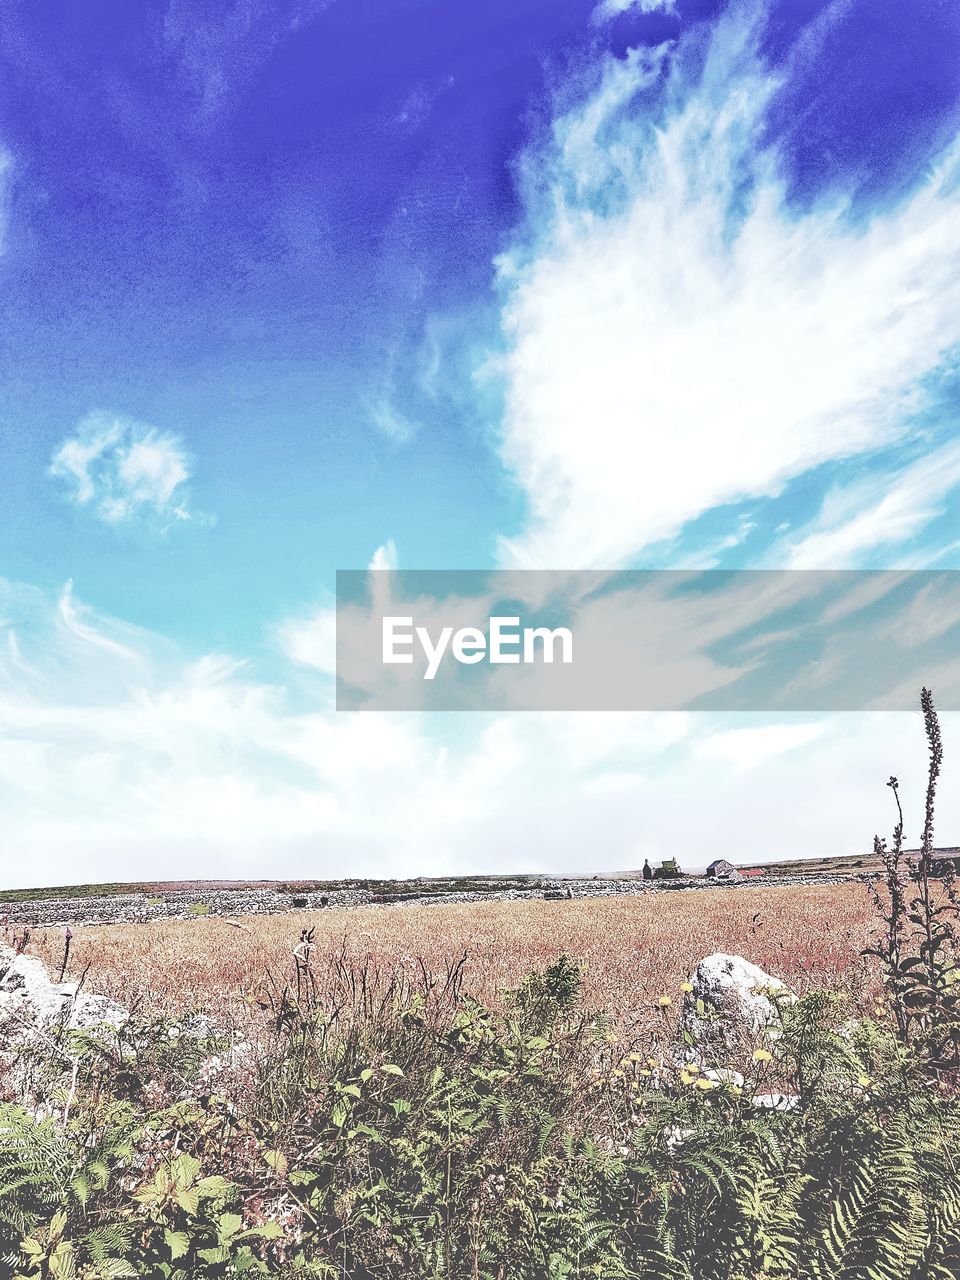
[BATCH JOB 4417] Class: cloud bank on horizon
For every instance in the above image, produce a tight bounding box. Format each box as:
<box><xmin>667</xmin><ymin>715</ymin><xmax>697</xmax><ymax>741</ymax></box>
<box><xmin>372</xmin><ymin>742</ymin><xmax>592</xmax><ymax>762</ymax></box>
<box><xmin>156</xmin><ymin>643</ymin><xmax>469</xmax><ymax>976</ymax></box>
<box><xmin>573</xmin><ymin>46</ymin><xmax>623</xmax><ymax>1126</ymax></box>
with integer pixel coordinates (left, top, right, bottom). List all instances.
<box><xmin>1</xmin><ymin>0</ymin><xmax>960</xmax><ymax>884</ymax></box>
<box><xmin>0</xmin><ymin>571</ymin><xmax>951</xmax><ymax>883</ymax></box>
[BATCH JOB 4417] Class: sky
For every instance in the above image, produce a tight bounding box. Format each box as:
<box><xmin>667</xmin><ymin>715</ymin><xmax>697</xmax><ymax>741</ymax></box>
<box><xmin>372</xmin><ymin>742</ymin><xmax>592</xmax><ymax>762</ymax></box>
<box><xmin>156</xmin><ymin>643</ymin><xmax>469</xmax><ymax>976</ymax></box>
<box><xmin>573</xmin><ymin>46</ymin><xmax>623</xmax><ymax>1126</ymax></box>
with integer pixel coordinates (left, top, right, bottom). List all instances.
<box><xmin>2</xmin><ymin>0</ymin><xmax>960</xmax><ymax>886</ymax></box>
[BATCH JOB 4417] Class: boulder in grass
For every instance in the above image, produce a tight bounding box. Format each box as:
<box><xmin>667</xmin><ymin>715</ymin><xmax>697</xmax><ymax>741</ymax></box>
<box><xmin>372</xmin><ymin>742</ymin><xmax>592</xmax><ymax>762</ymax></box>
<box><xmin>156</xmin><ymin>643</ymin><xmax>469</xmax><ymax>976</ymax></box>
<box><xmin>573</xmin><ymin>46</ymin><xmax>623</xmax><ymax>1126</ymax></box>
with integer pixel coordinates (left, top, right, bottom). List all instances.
<box><xmin>0</xmin><ymin>944</ymin><xmax>128</xmax><ymax>1052</ymax></box>
<box><xmin>679</xmin><ymin>953</ymin><xmax>795</xmax><ymax>1057</ymax></box>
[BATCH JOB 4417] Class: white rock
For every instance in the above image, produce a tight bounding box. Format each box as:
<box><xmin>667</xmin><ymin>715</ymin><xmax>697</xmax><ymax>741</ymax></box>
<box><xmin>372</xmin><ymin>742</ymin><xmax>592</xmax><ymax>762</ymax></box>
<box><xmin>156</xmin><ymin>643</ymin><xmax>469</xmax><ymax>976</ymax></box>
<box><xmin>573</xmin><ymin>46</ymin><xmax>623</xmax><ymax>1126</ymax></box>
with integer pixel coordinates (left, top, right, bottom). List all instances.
<box><xmin>752</xmin><ymin>1093</ymin><xmax>800</xmax><ymax>1112</ymax></box>
<box><xmin>680</xmin><ymin>953</ymin><xmax>795</xmax><ymax>1055</ymax></box>
<box><xmin>702</xmin><ymin>1066</ymin><xmax>745</xmax><ymax>1089</ymax></box>
<box><xmin>0</xmin><ymin>946</ymin><xmax>254</xmax><ymax>1106</ymax></box>
<box><xmin>0</xmin><ymin>944</ymin><xmax>128</xmax><ymax>1051</ymax></box>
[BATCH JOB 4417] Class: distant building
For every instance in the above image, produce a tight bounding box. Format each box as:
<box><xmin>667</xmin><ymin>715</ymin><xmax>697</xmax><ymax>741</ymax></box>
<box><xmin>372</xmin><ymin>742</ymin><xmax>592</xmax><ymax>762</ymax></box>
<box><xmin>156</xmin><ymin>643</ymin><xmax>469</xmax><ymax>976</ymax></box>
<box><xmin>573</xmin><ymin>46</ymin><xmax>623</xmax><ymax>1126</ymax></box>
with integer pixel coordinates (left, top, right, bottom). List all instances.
<box><xmin>740</xmin><ymin>867</ymin><xmax>766</xmax><ymax>879</ymax></box>
<box><xmin>655</xmin><ymin>858</ymin><xmax>682</xmax><ymax>879</ymax></box>
<box><xmin>706</xmin><ymin>858</ymin><xmax>736</xmax><ymax>879</ymax></box>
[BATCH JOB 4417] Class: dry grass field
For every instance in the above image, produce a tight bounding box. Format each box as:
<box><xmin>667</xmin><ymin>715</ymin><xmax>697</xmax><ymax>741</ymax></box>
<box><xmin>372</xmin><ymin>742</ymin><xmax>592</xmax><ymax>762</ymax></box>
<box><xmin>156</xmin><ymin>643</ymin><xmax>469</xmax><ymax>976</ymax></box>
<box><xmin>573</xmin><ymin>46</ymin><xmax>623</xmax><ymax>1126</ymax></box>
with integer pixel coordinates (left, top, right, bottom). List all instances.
<box><xmin>26</xmin><ymin>882</ymin><xmax>880</xmax><ymax>1032</ymax></box>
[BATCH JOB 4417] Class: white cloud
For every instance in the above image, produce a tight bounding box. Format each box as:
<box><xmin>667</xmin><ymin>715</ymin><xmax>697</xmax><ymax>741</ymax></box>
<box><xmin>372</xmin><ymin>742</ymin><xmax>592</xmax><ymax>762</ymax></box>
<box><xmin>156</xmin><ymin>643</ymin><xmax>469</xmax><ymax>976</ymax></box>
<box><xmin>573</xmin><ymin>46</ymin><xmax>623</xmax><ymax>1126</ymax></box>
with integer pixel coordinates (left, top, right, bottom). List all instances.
<box><xmin>773</xmin><ymin>441</ymin><xmax>960</xmax><ymax>569</ymax></box>
<box><xmin>494</xmin><ymin>7</ymin><xmax>960</xmax><ymax>569</ymax></box>
<box><xmin>0</xmin><ymin>147</ymin><xmax>12</xmax><ymax>254</ymax></box>
<box><xmin>367</xmin><ymin>396</ymin><xmax>416</xmax><ymax>443</ymax></box>
<box><xmin>368</xmin><ymin>540</ymin><xmax>398</xmax><ymax>572</ymax></box>
<box><xmin>0</xmin><ymin>577</ymin><xmax>953</xmax><ymax>887</ymax></box>
<box><xmin>49</xmin><ymin>412</ymin><xmax>201</xmax><ymax>528</ymax></box>
<box><xmin>276</xmin><ymin>542</ymin><xmax>399</xmax><ymax>676</ymax></box>
<box><xmin>278</xmin><ymin>607</ymin><xmax>338</xmax><ymax>676</ymax></box>
<box><xmin>695</xmin><ymin>721</ymin><xmax>824</xmax><ymax>770</ymax></box>
<box><xmin>594</xmin><ymin>0</ymin><xmax>677</xmax><ymax>21</ymax></box>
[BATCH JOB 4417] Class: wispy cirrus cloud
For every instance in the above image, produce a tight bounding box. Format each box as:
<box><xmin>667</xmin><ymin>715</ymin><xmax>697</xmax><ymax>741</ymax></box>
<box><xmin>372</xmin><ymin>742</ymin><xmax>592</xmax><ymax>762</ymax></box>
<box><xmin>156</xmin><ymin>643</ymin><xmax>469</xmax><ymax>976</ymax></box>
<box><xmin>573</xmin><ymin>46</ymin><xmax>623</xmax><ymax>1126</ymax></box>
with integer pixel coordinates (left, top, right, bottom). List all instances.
<box><xmin>0</xmin><ymin>146</ymin><xmax>11</xmax><ymax>253</ymax></box>
<box><xmin>367</xmin><ymin>395</ymin><xmax>417</xmax><ymax>443</ymax></box>
<box><xmin>774</xmin><ymin>441</ymin><xmax>960</xmax><ymax>570</ymax></box>
<box><xmin>161</xmin><ymin>0</ymin><xmax>333</xmax><ymax>128</ymax></box>
<box><xmin>49</xmin><ymin>412</ymin><xmax>204</xmax><ymax>529</ymax></box>
<box><xmin>493</xmin><ymin>4</ymin><xmax>960</xmax><ymax>570</ymax></box>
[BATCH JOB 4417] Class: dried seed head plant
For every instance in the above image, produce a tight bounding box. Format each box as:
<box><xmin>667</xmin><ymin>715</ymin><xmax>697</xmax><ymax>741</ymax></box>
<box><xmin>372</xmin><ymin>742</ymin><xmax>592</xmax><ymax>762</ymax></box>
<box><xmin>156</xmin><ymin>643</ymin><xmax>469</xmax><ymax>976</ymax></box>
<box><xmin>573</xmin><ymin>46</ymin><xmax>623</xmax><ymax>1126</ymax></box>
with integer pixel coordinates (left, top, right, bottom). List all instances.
<box><xmin>867</xmin><ymin>687</ymin><xmax>960</xmax><ymax>1071</ymax></box>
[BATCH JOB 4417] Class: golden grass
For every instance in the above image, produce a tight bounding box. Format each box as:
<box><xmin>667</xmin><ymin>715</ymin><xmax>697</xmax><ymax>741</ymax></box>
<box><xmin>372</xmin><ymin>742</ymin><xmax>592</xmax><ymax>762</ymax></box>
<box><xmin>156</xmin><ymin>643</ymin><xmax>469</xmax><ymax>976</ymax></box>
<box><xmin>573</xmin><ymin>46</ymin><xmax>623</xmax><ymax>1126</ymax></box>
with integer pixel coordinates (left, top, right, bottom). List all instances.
<box><xmin>27</xmin><ymin>882</ymin><xmax>879</xmax><ymax>1030</ymax></box>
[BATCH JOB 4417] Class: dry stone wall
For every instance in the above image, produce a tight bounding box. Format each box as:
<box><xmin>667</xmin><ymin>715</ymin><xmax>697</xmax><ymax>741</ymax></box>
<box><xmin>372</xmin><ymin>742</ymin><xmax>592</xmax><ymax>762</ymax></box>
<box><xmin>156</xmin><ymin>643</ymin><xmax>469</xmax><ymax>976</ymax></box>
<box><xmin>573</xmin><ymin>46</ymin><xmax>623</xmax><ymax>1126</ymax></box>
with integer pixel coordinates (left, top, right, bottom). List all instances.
<box><xmin>0</xmin><ymin>872</ymin><xmax>868</xmax><ymax>929</ymax></box>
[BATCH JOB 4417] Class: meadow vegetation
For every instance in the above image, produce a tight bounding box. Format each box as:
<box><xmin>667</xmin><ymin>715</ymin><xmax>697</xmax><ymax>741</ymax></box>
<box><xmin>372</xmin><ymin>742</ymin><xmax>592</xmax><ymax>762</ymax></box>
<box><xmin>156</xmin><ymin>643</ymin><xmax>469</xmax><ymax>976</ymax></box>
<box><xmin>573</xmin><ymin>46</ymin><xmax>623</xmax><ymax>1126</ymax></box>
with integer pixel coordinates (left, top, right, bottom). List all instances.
<box><xmin>28</xmin><ymin>883</ymin><xmax>877</xmax><ymax>1032</ymax></box>
<box><xmin>2</xmin><ymin>689</ymin><xmax>960</xmax><ymax>1278</ymax></box>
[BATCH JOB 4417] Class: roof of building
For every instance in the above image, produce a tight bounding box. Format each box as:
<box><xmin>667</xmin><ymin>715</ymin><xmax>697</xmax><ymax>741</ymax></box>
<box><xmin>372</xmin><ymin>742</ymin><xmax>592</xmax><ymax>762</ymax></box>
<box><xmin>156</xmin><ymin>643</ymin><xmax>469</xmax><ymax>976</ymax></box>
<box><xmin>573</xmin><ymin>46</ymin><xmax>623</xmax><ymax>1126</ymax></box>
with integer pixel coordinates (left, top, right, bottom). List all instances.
<box><xmin>706</xmin><ymin>858</ymin><xmax>735</xmax><ymax>874</ymax></box>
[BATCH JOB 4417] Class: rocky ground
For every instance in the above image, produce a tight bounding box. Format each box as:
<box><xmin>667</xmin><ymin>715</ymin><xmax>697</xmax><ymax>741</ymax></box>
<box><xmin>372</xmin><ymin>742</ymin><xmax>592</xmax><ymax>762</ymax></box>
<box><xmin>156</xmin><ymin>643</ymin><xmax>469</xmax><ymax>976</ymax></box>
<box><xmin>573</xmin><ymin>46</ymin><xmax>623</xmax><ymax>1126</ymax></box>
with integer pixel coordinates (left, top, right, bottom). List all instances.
<box><xmin>0</xmin><ymin>871</ymin><xmax>868</xmax><ymax>929</ymax></box>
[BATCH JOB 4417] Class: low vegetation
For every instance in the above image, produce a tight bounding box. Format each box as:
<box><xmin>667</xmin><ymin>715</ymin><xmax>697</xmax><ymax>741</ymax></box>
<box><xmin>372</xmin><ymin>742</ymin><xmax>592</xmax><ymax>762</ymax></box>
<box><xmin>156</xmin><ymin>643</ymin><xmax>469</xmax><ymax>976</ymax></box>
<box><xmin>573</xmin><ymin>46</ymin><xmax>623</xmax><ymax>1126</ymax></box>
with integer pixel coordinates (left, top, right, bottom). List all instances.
<box><xmin>26</xmin><ymin>883</ymin><xmax>877</xmax><ymax>1032</ymax></box>
<box><xmin>2</xmin><ymin>689</ymin><xmax>959</xmax><ymax>1277</ymax></box>
<box><xmin>5</xmin><ymin>948</ymin><xmax>960</xmax><ymax>1279</ymax></box>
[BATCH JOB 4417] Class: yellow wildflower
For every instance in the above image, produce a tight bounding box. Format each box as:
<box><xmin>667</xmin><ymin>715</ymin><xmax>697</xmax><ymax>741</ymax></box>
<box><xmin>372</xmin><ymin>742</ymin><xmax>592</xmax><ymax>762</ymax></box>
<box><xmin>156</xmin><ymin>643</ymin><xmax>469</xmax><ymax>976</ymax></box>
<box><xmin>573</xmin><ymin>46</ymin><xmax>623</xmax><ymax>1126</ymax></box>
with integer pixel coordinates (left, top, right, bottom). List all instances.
<box><xmin>753</xmin><ymin>1048</ymin><xmax>773</xmax><ymax>1063</ymax></box>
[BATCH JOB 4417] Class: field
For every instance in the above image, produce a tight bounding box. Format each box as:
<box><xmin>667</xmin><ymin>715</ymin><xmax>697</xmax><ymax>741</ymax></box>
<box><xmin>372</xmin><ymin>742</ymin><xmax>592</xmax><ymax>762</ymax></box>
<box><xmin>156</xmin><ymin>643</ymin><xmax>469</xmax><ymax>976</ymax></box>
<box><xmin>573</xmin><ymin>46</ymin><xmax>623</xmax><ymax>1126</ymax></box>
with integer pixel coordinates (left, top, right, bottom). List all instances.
<box><xmin>27</xmin><ymin>881</ymin><xmax>880</xmax><ymax>1029</ymax></box>
<box><xmin>9</xmin><ymin>870</ymin><xmax>960</xmax><ymax>1277</ymax></box>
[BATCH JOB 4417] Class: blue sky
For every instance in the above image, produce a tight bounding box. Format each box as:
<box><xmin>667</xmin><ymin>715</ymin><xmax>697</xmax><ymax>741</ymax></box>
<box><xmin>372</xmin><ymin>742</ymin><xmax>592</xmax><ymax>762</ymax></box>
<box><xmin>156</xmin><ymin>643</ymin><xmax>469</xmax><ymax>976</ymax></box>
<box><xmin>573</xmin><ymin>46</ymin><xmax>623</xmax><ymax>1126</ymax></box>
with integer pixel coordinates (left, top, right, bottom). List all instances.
<box><xmin>2</xmin><ymin>0</ymin><xmax>960</xmax><ymax>884</ymax></box>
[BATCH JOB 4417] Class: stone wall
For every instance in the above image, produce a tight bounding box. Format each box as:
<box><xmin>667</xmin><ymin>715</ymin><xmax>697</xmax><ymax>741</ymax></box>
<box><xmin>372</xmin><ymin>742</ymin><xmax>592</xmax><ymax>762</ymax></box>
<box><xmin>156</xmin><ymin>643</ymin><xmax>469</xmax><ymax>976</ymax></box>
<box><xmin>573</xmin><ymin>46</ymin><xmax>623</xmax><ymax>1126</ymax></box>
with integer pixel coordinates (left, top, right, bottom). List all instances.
<box><xmin>0</xmin><ymin>872</ymin><xmax>867</xmax><ymax>930</ymax></box>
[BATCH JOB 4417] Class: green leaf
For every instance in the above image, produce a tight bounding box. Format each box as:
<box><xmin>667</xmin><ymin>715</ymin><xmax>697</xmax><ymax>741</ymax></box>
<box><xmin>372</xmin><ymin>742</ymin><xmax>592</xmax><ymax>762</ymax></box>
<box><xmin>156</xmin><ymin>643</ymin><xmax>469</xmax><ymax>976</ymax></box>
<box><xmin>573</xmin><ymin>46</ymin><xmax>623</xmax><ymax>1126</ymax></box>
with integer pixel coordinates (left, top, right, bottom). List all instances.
<box><xmin>264</xmin><ymin>1149</ymin><xmax>289</xmax><ymax>1179</ymax></box>
<box><xmin>217</xmin><ymin>1212</ymin><xmax>244</xmax><ymax>1242</ymax></box>
<box><xmin>174</xmin><ymin>1188</ymin><xmax>200</xmax><ymax>1217</ymax></box>
<box><xmin>251</xmin><ymin>1220</ymin><xmax>284</xmax><ymax>1240</ymax></box>
<box><xmin>170</xmin><ymin>1154</ymin><xmax>200</xmax><ymax>1189</ymax></box>
<box><xmin>164</xmin><ymin>1229</ymin><xmax>191</xmax><ymax>1261</ymax></box>
<box><xmin>198</xmin><ymin>1245</ymin><xmax>231</xmax><ymax>1265</ymax></box>
<box><xmin>196</xmin><ymin>1174</ymin><xmax>232</xmax><ymax>1200</ymax></box>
